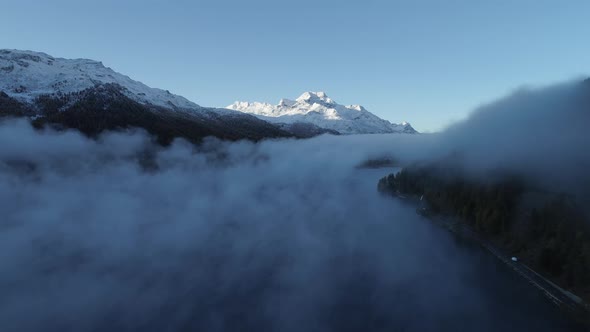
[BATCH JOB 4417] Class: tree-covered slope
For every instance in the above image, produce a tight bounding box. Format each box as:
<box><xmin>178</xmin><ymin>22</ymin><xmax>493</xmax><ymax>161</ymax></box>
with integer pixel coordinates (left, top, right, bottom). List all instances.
<box><xmin>379</xmin><ymin>165</ymin><xmax>590</xmax><ymax>301</ymax></box>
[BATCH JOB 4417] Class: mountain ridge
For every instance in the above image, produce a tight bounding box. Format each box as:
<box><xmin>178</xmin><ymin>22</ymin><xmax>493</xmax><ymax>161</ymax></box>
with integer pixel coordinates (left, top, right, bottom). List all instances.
<box><xmin>0</xmin><ymin>49</ymin><xmax>416</xmax><ymax>142</ymax></box>
<box><xmin>227</xmin><ymin>91</ymin><xmax>417</xmax><ymax>134</ymax></box>
<box><xmin>0</xmin><ymin>49</ymin><xmax>295</xmax><ymax>143</ymax></box>
<box><xmin>0</xmin><ymin>49</ymin><xmax>200</xmax><ymax>110</ymax></box>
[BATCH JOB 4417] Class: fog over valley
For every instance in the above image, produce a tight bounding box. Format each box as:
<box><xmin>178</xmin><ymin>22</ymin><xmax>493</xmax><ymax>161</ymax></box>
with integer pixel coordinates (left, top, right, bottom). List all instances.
<box><xmin>4</xmin><ymin>0</ymin><xmax>590</xmax><ymax>328</ymax></box>
<box><xmin>1</xmin><ymin>79</ymin><xmax>589</xmax><ymax>331</ymax></box>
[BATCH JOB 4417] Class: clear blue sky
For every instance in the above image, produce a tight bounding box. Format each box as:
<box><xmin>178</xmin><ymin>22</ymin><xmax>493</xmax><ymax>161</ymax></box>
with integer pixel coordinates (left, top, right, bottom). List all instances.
<box><xmin>2</xmin><ymin>0</ymin><xmax>589</xmax><ymax>132</ymax></box>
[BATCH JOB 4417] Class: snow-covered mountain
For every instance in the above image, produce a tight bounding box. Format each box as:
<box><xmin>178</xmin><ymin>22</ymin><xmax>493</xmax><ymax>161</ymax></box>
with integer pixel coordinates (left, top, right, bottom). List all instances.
<box><xmin>0</xmin><ymin>49</ymin><xmax>292</xmax><ymax>143</ymax></box>
<box><xmin>0</xmin><ymin>49</ymin><xmax>416</xmax><ymax>141</ymax></box>
<box><xmin>227</xmin><ymin>91</ymin><xmax>417</xmax><ymax>134</ymax></box>
<box><xmin>0</xmin><ymin>49</ymin><xmax>198</xmax><ymax>110</ymax></box>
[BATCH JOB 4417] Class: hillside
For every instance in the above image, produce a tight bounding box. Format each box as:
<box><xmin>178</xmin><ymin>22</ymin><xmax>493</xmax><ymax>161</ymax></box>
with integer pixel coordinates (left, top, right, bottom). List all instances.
<box><xmin>0</xmin><ymin>49</ymin><xmax>293</xmax><ymax>143</ymax></box>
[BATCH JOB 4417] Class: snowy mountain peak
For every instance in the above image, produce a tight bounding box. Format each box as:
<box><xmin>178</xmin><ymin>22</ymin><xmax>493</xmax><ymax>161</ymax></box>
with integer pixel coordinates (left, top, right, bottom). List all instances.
<box><xmin>296</xmin><ymin>91</ymin><xmax>334</xmax><ymax>104</ymax></box>
<box><xmin>0</xmin><ymin>49</ymin><xmax>200</xmax><ymax>110</ymax></box>
<box><xmin>347</xmin><ymin>104</ymin><xmax>367</xmax><ymax>112</ymax></box>
<box><xmin>278</xmin><ymin>98</ymin><xmax>296</xmax><ymax>107</ymax></box>
<box><xmin>227</xmin><ymin>92</ymin><xmax>417</xmax><ymax>135</ymax></box>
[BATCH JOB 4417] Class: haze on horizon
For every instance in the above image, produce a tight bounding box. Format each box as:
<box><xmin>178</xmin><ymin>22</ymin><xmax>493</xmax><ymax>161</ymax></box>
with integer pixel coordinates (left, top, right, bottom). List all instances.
<box><xmin>2</xmin><ymin>0</ymin><xmax>589</xmax><ymax>132</ymax></box>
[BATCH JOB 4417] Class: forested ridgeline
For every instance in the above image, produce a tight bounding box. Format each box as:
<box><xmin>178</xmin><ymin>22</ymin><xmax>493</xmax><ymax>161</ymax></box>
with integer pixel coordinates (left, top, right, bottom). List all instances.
<box><xmin>0</xmin><ymin>85</ymin><xmax>293</xmax><ymax>145</ymax></box>
<box><xmin>378</xmin><ymin>165</ymin><xmax>590</xmax><ymax>301</ymax></box>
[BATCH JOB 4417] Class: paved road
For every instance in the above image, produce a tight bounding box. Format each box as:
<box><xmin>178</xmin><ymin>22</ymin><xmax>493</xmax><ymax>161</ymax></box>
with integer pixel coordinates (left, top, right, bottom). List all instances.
<box><xmin>408</xmin><ymin>200</ymin><xmax>590</xmax><ymax>323</ymax></box>
<box><xmin>443</xmin><ymin>217</ymin><xmax>589</xmax><ymax>320</ymax></box>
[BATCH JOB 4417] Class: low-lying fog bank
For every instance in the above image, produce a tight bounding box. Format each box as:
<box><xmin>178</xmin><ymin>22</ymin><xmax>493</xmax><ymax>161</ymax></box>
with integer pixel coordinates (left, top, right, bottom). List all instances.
<box><xmin>1</xmin><ymin>78</ymin><xmax>590</xmax><ymax>331</ymax></box>
<box><xmin>0</xmin><ymin>115</ymin><xmax>584</xmax><ymax>331</ymax></box>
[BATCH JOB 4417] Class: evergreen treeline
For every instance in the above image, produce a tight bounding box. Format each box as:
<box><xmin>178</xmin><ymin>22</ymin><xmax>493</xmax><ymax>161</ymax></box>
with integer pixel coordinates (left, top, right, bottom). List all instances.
<box><xmin>0</xmin><ymin>91</ymin><xmax>33</xmax><ymax>117</ymax></box>
<box><xmin>378</xmin><ymin>166</ymin><xmax>590</xmax><ymax>300</ymax></box>
<box><xmin>1</xmin><ymin>84</ymin><xmax>293</xmax><ymax>145</ymax></box>
<box><xmin>33</xmin><ymin>84</ymin><xmax>292</xmax><ymax>144</ymax></box>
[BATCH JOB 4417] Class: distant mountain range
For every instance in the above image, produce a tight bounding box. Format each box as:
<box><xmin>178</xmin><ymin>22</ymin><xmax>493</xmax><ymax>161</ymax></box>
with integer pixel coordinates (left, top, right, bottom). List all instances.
<box><xmin>228</xmin><ymin>91</ymin><xmax>416</xmax><ymax>134</ymax></box>
<box><xmin>0</xmin><ymin>49</ymin><xmax>416</xmax><ymax>143</ymax></box>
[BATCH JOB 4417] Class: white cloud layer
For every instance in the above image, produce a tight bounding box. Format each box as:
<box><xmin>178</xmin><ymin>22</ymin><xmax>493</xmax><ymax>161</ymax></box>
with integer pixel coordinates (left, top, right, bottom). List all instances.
<box><xmin>1</xmin><ymin>78</ymin><xmax>589</xmax><ymax>331</ymax></box>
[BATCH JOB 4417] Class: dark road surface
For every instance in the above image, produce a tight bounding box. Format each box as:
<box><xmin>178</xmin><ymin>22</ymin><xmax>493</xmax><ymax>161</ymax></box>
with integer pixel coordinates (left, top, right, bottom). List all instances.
<box><xmin>416</xmin><ymin>200</ymin><xmax>590</xmax><ymax>328</ymax></box>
